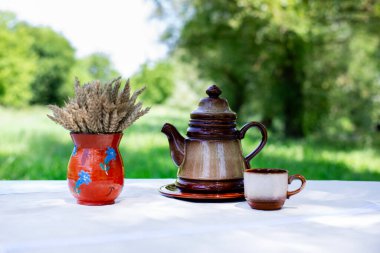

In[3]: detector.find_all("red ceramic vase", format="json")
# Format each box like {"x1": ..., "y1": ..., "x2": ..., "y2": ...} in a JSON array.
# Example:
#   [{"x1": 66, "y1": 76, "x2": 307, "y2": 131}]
[{"x1": 67, "y1": 133, "x2": 124, "y2": 205}]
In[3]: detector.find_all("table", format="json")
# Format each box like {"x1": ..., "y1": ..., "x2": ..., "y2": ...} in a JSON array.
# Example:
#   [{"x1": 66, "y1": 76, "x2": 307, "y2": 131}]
[{"x1": 0, "y1": 179, "x2": 379, "y2": 253}]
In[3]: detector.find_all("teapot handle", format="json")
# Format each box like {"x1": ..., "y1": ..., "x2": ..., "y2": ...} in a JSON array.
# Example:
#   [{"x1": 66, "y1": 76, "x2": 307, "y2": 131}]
[{"x1": 238, "y1": 122, "x2": 267, "y2": 167}]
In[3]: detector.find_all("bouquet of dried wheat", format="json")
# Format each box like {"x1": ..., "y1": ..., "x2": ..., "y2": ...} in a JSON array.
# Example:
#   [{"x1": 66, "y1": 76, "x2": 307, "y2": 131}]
[{"x1": 48, "y1": 77, "x2": 150, "y2": 133}]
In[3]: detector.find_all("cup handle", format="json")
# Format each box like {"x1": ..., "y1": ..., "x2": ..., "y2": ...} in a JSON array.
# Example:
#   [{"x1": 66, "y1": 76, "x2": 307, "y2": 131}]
[
  {"x1": 287, "y1": 174, "x2": 306, "y2": 199},
  {"x1": 238, "y1": 121, "x2": 268, "y2": 167}
]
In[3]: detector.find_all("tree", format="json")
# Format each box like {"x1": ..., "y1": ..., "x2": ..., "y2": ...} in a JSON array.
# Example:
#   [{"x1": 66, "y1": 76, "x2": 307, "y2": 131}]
[
  {"x1": 28, "y1": 26, "x2": 75, "y2": 105},
  {"x1": 132, "y1": 60, "x2": 174, "y2": 104},
  {"x1": 76, "y1": 53, "x2": 119, "y2": 82},
  {"x1": 62, "y1": 53, "x2": 120, "y2": 98},
  {"x1": 153, "y1": 0, "x2": 380, "y2": 139},
  {"x1": 0, "y1": 12, "x2": 123, "y2": 107},
  {"x1": 0, "y1": 12, "x2": 36, "y2": 107}
]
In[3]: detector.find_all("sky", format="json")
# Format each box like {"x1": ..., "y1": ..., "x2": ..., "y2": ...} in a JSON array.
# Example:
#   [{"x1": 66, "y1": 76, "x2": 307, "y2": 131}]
[{"x1": 0, "y1": 0, "x2": 168, "y2": 77}]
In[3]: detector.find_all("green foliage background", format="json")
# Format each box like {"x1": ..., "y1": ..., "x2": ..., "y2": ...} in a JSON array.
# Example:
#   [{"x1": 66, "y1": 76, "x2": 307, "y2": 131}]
[
  {"x1": 1, "y1": 106, "x2": 379, "y2": 180},
  {"x1": 28, "y1": 26, "x2": 75, "y2": 105},
  {"x1": 0, "y1": 11, "x2": 174, "y2": 107},
  {"x1": 154, "y1": 0, "x2": 380, "y2": 142},
  {"x1": 0, "y1": 12, "x2": 35, "y2": 106},
  {"x1": 132, "y1": 61, "x2": 175, "y2": 105},
  {"x1": 0, "y1": 12, "x2": 128, "y2": 106},
  {"x1": 0, "y1": 3, "x2": 380, "y2": 180}
]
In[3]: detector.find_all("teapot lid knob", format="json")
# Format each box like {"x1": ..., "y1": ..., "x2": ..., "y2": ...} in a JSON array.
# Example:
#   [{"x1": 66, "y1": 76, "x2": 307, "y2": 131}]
[
  {"x1": 190, "y1": 84, "x2": 236, "y2": 121},
  {"x1": 206, "y1": 85, "x2": 222, "y2": 98}
]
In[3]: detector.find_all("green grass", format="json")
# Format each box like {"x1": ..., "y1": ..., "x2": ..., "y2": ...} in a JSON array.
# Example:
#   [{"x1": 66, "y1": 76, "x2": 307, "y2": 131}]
[{"x1": 0, "y1": 106, "x2": 379, "y2": 180}]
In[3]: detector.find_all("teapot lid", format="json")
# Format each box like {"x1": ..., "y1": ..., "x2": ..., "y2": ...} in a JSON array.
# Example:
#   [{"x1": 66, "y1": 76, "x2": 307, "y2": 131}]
[{"x1": 190, "y1": 85, "x2": 236, "y2": 120}]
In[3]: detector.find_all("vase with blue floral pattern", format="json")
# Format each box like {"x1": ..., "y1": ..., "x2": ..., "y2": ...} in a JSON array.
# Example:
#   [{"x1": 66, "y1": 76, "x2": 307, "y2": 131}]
[
  {"x1": 100, "y1": 147, "x2": 117, "y2": 175},
  {"x1": 67, "y1": 133, "x2": 124, "y2": 205},
  {"x1": 73, "y1": 170, "x2": 92, "y2": 194}
]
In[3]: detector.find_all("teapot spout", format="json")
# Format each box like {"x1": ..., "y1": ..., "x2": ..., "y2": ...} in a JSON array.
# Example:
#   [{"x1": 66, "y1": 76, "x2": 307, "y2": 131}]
[{"x1": 161, "y1": 123, "x2": 185, "y2": 167}]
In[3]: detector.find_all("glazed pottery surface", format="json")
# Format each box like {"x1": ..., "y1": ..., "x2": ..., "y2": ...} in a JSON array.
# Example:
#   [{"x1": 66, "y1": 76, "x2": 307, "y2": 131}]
[
  {"x1": 67, "y1": 133, "x2": 124, "y2": 205},
  {"x1": 159, "y1": 184, "x2": 244, "y2": 201},
  {"x1": 244, "y1": 168, "x2": 306, "y2": 210},
  {"x1": 179, "y1": 139, "x2": 246, "y2": 180},
  {"x1": 162, "y1": 85, "x2": 268, "y2": 194}
]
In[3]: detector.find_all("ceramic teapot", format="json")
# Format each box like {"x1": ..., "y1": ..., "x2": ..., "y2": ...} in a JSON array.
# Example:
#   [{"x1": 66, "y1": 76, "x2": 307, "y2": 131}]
[{"x1": 162, "y1": 85, "x2": 267, "y2": 193}]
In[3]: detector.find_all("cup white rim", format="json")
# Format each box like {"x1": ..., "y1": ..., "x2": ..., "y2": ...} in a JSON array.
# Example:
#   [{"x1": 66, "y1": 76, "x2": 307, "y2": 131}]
[{"x1": 244, "y1": 168, "x2": 288, "y2": 174}]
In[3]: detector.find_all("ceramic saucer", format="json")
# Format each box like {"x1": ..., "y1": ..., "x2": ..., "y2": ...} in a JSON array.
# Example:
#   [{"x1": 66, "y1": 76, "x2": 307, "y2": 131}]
[{"x1": 159, "y1": 183, "x2": 244, "y2": 201}]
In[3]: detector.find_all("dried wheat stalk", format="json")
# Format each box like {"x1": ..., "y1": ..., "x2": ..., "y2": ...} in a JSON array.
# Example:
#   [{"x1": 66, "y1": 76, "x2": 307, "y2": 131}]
[{"x1": 47, "y1": 77, "x2": 150, "y2": 133}]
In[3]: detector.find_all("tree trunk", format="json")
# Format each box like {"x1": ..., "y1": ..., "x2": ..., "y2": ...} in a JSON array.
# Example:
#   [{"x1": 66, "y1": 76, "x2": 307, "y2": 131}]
[
  {"x1": 281, "y1": 32, "x2": 305, "y2": 138},
  {"x1": 261, "y1": 117, "x2": 273, "y2": 130},
  {"x1": 224, "y1": 70, "x2": 246, "y2": 114}
]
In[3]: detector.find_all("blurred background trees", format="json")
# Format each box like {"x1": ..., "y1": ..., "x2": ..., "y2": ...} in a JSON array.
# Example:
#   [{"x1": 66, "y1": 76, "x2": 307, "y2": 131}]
[
  {"x1": 0, "y1": 1, "x2": 379, "y2": 180},
  {"x1": 131, "y1": 60, "x2": 175, "y2": 105},
  {"x1": 71, "y1": 53, "x2": 120, "y2": 83},
  {"x1": 62, "y1": 53, "x2": 121, "y2": 98},
  {"x1": 0, "y1": 12, "x2": 35, "y2": 107},
  {"x1": 1, "y1": 1, "x2": 380, "y2": 144},
  {"x1": 152, "y1": 0, "x2": 380, "y2": 142},
  {"x1": 0, "y1": 11, "x2": 120, "y2": 106},
  {"x1": 28, "y1": 26, "x2": 75, "y2": 105}
]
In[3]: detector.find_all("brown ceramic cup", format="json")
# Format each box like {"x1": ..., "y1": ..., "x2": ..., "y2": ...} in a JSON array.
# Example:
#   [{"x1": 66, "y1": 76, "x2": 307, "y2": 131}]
[{"x1": 244, "y1": 169, "x2": 306, "y2": 210}]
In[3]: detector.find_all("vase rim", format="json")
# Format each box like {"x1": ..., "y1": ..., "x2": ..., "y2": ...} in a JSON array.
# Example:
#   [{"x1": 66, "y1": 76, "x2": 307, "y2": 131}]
[
  {"x1": 70, "y1": 132, "x2": 123, "y2": 135},
  {"x1": 70, "y1": 132, "x2": 123, "y2": 148}
]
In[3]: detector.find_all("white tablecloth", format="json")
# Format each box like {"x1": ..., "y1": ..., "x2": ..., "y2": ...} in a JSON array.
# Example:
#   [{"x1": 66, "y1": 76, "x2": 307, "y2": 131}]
[{"x1": 0, "y1": 179, "x2": 379, "y2": 253}]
